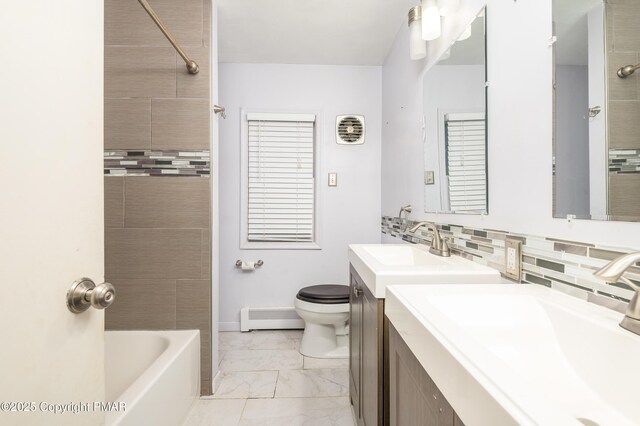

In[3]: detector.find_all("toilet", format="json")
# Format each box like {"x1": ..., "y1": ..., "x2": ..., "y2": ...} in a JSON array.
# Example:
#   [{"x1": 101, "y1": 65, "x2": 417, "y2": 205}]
[{"x1": 294, "y1": 284, "x2": 350, "y2": 358}]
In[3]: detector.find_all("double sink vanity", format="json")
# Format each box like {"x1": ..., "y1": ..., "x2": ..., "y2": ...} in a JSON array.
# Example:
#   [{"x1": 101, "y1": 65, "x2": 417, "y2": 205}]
[
  {"x1": 348, "y1": 243, "x2": 640, "y2": 426},
  {"x1": 343, "y1": 0, "x2": 640, "y2": 422}
]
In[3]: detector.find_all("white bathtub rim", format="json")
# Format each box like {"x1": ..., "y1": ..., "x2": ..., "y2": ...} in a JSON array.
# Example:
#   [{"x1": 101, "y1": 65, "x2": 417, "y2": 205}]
[{"x1": 106, "y1": 330, "x2": 200, "y2": 424}]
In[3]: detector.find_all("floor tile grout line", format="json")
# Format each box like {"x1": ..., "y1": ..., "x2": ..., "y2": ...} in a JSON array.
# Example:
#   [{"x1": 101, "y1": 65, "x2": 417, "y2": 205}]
[
  {"x1": 272, "y1": 370, "x2": 279, "y2": 399},
  {"x1": 236, "y1": 398, "x2": 248, "y2": 426}
]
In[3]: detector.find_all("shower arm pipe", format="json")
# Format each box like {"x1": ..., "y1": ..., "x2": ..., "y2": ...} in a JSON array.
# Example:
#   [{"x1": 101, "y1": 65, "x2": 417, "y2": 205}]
[
  {"x1": 617, "y1": 63, "x2": 640, "y2": 78},
  {"x1": 136, "y1": 0, "x2": 199, "y2": 74}
]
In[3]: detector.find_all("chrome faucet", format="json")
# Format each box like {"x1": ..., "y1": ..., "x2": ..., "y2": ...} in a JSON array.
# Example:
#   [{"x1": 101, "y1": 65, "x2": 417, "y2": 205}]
[
  {"x1": 408, "y1": 222, "x2": 451, "y2": 257},
  {"x1": 593, "y1": 252, "x2": 640, "y2": 335},
  {"x1": 397, "y1": 205, "x2": 412, "y2": 231}
]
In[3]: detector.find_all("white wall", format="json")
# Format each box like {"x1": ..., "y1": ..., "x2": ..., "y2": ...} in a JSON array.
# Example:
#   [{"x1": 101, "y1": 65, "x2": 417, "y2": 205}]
[
  {"x1": 218, "y1": 63, "x2": 382, "y2": 330},
  {"x1": 382, "y1": 0, "x2": 640, "y2": 249}
]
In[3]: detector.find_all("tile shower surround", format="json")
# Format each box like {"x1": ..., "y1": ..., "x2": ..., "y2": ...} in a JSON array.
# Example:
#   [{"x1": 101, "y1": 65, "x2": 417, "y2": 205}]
[
  {"x1": 381, "y1": 216, "x2": 638, "y2": 302},
  {"x1": 104, "y1": 0, "x2": 212, "y2": 394}
]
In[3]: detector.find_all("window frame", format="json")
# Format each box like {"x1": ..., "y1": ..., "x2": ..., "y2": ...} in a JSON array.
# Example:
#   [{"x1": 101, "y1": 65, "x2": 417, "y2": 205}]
[{"x1": 239, "y1": 108, "x2": 322, "y2": 250}]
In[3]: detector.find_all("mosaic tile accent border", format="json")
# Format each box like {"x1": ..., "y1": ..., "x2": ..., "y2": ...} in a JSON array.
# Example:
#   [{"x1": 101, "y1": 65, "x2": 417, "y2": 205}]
[
  {"x1": 609, "y1": 149, "x2": 640, "y2": 174},
  {"x1": 104, "y1": 150, "x2": 210, "y2": 177},
  {"x1": 381, "y1": 216, "x2": 638, "y2": 303}
]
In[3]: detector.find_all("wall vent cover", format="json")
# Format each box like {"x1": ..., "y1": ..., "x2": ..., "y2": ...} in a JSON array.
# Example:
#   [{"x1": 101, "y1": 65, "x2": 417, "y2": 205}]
[{"x1": 336, "y1": 115, "x2": 365, "y2": 145}]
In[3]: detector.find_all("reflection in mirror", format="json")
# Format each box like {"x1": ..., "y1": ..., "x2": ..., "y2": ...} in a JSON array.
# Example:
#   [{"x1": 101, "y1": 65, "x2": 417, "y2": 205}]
[
  {"x1": 422, "y1": 8, "x2": 487, "y2": 214},
  {"x1": 553, "y1": 0, "x2": 640, "y2": 222},
  {"x1": 553, "y1": 0, "x2": 604, "y2": 220}
]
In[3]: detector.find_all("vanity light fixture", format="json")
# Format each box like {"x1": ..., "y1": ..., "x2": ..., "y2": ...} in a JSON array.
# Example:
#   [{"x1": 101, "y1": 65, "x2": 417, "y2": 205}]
[
  {"x1": 438, "y1": 0, "x2": 459, "y2": 16},
  {"x1": 408, "y1": 6, "x2": 427, "y2": 60},
  {"x1": 421, "y1": 0, "x2": 441, "y2": 41}
]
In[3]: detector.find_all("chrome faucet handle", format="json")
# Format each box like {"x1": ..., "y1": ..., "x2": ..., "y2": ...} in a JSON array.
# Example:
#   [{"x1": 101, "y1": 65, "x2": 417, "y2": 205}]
[
  {"x1": 441, "y1": 236, "x2": 451, "y2": 251},
  {"x1": 430, "y1": 231, "x2": 451, "y2": 257}
]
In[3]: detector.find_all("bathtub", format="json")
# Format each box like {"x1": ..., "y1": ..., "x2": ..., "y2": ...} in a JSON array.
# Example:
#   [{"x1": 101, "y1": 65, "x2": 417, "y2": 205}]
[{"x1": 105, "y1": 330, "x2": 200, "y2": 426}]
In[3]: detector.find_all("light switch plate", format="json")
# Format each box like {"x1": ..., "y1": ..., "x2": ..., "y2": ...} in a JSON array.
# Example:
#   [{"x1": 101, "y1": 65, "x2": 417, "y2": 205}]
[
  {"x1": 328, "y1": 172, "x2": 337, "y2": 187},
  {"x1": 425, "y1": 171, "x2": 435, "y2": 185},
  {"x1": 504, "y1": 238, "x2": 522, "y2": 281}
]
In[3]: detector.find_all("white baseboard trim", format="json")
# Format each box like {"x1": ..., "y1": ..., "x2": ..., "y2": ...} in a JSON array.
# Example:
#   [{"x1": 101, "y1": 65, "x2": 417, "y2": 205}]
[{"x1": 240, "y1": 306, "x2": 304, "y2": 332}]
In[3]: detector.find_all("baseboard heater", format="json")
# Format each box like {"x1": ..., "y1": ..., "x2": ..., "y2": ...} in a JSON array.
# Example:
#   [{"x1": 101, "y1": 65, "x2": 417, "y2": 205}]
[{"x1": 240, "y1": 307, "x2": 304, "y2": 332}]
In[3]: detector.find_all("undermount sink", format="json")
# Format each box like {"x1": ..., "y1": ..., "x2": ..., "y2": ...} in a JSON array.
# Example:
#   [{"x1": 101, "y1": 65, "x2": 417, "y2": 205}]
[
  {"x1": 385, "y1": 284, "x2": 640, "y2": 426},
  {"x1": 348, "y1": 244, "x2": 502, "y2": 298}
]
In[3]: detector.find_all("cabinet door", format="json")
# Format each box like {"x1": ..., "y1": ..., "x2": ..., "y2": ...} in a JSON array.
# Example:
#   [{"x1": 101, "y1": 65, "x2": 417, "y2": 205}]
[
  {"x1": 349, "y1": 271, "x2": 363, "y2": 422},
  {"x1": 389, "y1": 322, "x2": 455, "y2": 426},
  {"x1": 454, "y1": 413, "x2": 466, "y2": 426},
  {"x1": 362, "y1": 284, "x2": 382, "y2": 426}
]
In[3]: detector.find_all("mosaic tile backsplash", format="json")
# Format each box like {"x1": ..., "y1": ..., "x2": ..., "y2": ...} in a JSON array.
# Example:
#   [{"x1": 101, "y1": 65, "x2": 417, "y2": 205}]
[
  {"x1": 381, "y1": 216, "x2": 638, "y2": 302},
  {"x1": 104, "y1": 150, "x2": 210, "y2": 177},
  {"x1": 609, "y1": 149, "x2": 640, "y2": 174}
]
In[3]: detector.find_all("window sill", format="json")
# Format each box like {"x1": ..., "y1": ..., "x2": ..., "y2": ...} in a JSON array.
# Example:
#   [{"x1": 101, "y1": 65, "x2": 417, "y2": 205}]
[{"x1": 240, "y1": 242, "x2": 321, "y2": 250}]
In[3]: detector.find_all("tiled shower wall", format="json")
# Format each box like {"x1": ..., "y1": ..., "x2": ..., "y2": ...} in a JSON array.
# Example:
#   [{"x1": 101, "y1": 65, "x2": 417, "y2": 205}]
[
  {"x1": 606, "y1": 0, "x2": 640, "y2": 217},
  {"x1": 104, "y1": 0, "x2": 212, "y2": 394},
  {"x1": 382, "y1": 216, "x2": 638, "y2": 302}
]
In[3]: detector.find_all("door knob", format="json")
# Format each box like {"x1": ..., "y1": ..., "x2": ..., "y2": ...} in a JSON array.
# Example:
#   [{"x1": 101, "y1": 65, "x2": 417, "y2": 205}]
[{"x1": 67, "y1": 278, "x2": 116, "y2": 313}]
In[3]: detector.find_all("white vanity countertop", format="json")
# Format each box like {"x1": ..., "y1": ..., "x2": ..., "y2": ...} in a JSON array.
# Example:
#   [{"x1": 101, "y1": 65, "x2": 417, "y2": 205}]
[
  {"x1": 385, "y1": 284, "x2": 640, "y2": 426},
  {"x1": 348, "y1": 244, "x2": 503, "y2": 298}
]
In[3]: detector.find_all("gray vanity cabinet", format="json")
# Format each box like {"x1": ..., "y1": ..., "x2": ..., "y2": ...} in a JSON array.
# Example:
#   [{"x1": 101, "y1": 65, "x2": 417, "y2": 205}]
[
  {"x1": 350, "y1": 266, "x2": 385, "y2": 426},
  {"x1": 389, "y1": 322, "x2": 465, "y2": 426}
]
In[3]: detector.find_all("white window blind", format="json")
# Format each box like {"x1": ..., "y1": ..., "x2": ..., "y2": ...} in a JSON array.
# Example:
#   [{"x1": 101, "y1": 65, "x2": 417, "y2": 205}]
[
  {"x1": 246, "y1": 113, "x2": 315, "y2": 243},
  {"x1": 445, "y1": 112, "x2": 487, "y2": 213}
]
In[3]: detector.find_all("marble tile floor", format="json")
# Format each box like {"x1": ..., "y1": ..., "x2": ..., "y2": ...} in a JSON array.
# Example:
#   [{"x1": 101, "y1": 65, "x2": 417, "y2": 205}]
[{"x1": 183, "y1": 330, "x2": 355, "y2": 426}]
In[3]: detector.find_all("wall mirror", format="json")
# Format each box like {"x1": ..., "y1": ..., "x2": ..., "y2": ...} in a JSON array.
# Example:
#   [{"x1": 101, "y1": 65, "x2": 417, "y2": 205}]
[
  {"x1": 553, "y1": 0, "x2": 640, "y2": 222},
  {"x1": 422, "y1": 8, "x2": 487, "y2": 214}
]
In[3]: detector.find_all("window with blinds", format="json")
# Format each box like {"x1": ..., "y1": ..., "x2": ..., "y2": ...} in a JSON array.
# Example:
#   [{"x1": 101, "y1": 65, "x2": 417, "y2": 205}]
[
  {"x1": 444, "y1": 112, "x2": 487, "y2": 213},
  {"x1": 245, "y1": 113, "x2": 316, "y2": 244}
]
